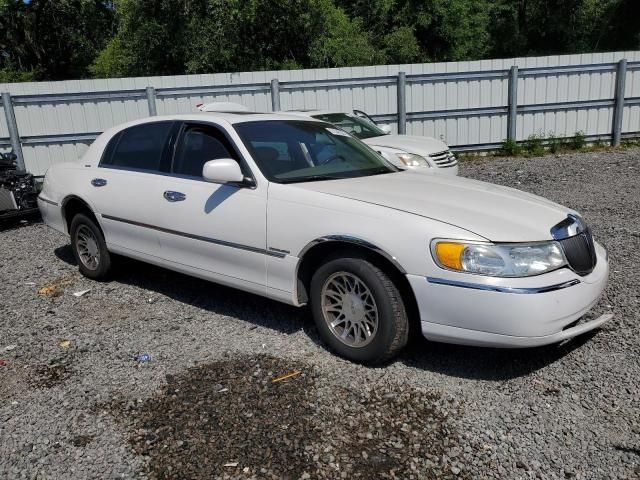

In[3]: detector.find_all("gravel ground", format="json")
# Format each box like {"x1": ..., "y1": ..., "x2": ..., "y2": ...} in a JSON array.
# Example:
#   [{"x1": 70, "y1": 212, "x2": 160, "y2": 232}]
[{"x1": 1, "y1": 148, "x2": 639, "y2": 479}]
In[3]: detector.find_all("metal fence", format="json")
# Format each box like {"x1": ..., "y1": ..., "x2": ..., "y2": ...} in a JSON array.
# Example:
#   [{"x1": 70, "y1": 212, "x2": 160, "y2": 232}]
[{"x1": 1, "y1": 50, "x2": 639, "y2": 176}]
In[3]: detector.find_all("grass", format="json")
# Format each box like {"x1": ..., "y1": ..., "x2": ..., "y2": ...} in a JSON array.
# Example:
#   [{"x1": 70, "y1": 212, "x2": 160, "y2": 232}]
[{"x1": 456, "y1": 132, "x2": 640, "y2": 162}]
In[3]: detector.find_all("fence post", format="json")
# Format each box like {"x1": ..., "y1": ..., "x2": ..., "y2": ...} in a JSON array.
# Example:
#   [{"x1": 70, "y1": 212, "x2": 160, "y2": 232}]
[
  {"x1": 270, "y1": 79, "x2": 281, "y2": 112},
  {"x1": 612, "y1": 59, "x2": 627, "y2": 147},
  {"x1": 1, "y1": 92, "x2": 26, "y2": 172},
  {"x1": 507, "y1": 65, "x2": 518, "y2": 142},
  {"x1": 145, "y1": 86, "x2": 158, "y2": 116},
  {"x1": 397, "y1": 71, "x2": 407, "y2": 134}
]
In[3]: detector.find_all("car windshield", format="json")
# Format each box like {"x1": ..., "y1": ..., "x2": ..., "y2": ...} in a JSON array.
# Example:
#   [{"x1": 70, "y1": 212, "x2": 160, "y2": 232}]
[
  {"x1": 234, "y1": 120, "x2": 397, "y2": 184},
  {"x1": 311, "y1": 113, "x2": 386, "y2": 139}
]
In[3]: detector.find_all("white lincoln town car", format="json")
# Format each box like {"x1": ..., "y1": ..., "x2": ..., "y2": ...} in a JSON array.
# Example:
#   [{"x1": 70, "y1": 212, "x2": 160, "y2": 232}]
[{"x1": 38, "y1": 112, "x2": 611, "y2": 364}]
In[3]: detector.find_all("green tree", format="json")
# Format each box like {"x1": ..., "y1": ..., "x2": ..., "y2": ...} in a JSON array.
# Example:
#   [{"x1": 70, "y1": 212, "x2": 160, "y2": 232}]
[
  {"x1": 383, "y1": 26, "x2": 421, "y2": 64},
  {"x1": 91, "y1": 0, "x2": 191, "y2": 77},
  {"x1": 0, "y1": 0, "x2": 114, "y2": 81},
  {"x1": 334, "y1": 0, "x2": 492, "y2": 62},
  {"x1": 308, "y1": 2, "x2": 381, "y2": 67},
  {"x1": 488, "y1": 0, "x2": 640, "y2": 57}
]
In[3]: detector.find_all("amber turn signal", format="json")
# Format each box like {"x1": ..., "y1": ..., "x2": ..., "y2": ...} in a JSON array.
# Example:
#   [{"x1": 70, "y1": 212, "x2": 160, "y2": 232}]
[{"x1": 434, "y1": 242, "x2": 465, "y2": 270}]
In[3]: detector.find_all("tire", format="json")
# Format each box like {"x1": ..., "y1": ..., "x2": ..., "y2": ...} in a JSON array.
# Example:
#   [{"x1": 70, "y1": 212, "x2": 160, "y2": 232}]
[
  {"x1": 70, "y1": 213, "x2": 112, "y2": 280},
  {"x1": 310, "y1": 252, "x2": 409, "y2": 364}
]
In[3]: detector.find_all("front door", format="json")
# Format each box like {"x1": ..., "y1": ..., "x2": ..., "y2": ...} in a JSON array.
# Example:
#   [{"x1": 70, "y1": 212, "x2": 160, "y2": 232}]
[{"x1": 149, "y1": 122, "x2": 268, "y2": 293}]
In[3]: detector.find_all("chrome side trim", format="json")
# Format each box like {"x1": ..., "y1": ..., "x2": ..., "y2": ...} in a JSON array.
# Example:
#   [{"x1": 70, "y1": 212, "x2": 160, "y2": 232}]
[
  {"x1": 37, "y1": 196, "x2": 58, "y2": 207},
  {"x1": 298, "y1": 235, "x2": 407, "y2": 274},
  {"x1": 426, "y1": 277, "x2": 581, "y2": 294},
  {"x1": 101, "y1": 214, "x2": 286, "y2": 258},
  {"x1": 550, "y1": 214, "x2": 587, "y2": 240},
  {"x1": 268, "y1": 247, "x2": 291, "y2": 255}
]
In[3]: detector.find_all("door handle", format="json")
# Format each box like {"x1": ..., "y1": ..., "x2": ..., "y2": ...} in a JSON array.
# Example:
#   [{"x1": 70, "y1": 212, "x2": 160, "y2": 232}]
[
  {"x1": 163, "y1": 191, "x2": 186, "y2": 202},
  {"x1": 91, "y1": 178, "x2": 107, "y2": 187}
]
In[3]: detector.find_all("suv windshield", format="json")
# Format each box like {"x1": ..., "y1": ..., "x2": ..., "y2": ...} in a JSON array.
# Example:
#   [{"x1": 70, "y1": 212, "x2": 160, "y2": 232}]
[
  {"x1": 235, "y1": 120, "x2": 397, "y2": 184},
  {"x1": 311, "y1": 113, "x2": 385, "y2": 139}
]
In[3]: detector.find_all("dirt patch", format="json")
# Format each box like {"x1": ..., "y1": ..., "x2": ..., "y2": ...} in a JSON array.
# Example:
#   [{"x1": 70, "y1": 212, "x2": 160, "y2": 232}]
[
  {"x1": 29, "y1": 360, "x2": 73, "y2": 388},
  {"x1": 113, "y1": 355, "x2": 468, "y2": 479},
  {"x1": 71, "y1": 435, "x2": 95, "y2": 448}
]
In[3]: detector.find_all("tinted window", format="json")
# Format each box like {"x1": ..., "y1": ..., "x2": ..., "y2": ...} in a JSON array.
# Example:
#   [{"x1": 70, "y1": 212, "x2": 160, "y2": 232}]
[
  {"x1": 235, "y1": 120, "x2": 396, "y2": 183},
  {"x1": 102, "y1": 122, "x2": 173, "y2": 172},
  {"x1": 173, "y1": 126, "x2": 236, "y2": 178}
]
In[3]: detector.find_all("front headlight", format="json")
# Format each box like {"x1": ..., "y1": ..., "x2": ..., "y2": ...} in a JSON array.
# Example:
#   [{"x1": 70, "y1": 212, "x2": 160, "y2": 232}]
[
  {"x1": 432, "y1": 240, "x2": 567, "y2": 277},
  {"x1": 396, "y1": 153, "x2": 430, "y2": 167}
]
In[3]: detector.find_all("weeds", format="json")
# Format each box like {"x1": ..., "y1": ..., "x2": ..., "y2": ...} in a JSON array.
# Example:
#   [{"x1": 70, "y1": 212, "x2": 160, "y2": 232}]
[
  {"x1": 494, "y1": 130, "x2": 608, "y2": 158},
  {"x1": 571, "y1": 130, "x2": 586, "y2": 150},
  {"x1": 524, "y1": 133, "x2": 545, "y2": 156},
  {"x1": 498, "y1": 139, "x2": 521, "y2": 156}
]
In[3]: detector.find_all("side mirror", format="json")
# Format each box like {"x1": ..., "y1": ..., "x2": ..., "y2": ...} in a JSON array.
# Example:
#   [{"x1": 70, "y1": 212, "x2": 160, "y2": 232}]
[
  {"x1": 202, "y1": 158, "x2": 245, "y2": 184},
  {"x1": 380, "y1": 125, "x2": 392, "y2": 135}
]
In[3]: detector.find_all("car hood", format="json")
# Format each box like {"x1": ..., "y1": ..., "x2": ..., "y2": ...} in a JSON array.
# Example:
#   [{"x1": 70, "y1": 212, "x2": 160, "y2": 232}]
[
  {"x1": 293, "y1": 170, "x2": 574, "y2": 242},
  {"x1": 362, "y1": 135, "x2": 449, "y2": 155}
]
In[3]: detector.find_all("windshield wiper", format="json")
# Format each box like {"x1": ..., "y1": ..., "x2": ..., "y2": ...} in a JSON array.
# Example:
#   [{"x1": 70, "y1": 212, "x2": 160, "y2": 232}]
[
  {"x1": 278, "y1": 174, "x2": 347, "y2": 184},
  {"x1": 365, "y1": 167, "x2": 397, "y2": 175}
]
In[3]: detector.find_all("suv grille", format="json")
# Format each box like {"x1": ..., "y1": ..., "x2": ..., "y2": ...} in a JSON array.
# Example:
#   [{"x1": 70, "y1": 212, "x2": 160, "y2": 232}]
[
  {"x1": 429, "y1": 150, "x2": 458, "y2": 168},
  {"x1": 558, "y1": 228, "x2": 597, "y2": 276}
]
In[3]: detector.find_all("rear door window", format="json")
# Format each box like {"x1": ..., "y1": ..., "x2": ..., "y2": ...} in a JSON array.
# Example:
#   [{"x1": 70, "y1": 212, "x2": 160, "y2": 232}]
[{"x1": 101, "y1": 122, "x2": 174, "y2": 172}]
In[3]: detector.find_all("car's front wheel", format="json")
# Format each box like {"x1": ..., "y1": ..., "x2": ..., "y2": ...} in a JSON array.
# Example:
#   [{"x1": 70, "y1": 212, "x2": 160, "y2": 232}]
[
  {"x1": 310, "y1": 253, "x2": 409, "y2": 364},
  {"x1": 70, "y1": 213, "x2": 112, "y2": 280}
]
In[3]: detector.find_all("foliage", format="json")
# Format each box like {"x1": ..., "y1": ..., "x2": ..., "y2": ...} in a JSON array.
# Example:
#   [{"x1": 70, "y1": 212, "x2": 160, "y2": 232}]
[
  {"x1": 382, "y1": 27, "x2": 421, "y2": 64},
  {"x1": 0, "y1": 67, "x2": 41, "y2": 83},
  {"x1": 498, "y1": 130, "x2": 602, "y2": 158},
  {"x1": 571, "y1": 131, "x2": 587, "y2": 150},
  {"x1": 1, "y1": 0, "x2": 639, "y2": 80},
  {"x1": 546, "y1": 132, "x2": 568, "y2": 154},
  {"x1": 499, "y1": 139, "x2": 521, "y2": 156},
  {"x1": 0, "y1": 0, "x2": 115, "y2": 81},
  {"x1": 309, "y1": 3, "x2": 381, "y2": 68},
  {"x1": 524, "y1": 133, "x2": 545, "y2": 156}
]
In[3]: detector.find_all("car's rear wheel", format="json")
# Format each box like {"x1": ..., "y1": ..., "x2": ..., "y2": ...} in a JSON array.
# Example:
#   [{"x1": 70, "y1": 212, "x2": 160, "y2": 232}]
[
  {"x1": 310, "y1": 253, "x2": 409, "y2": 364},
  {"x1": 70, "y1": 213, "x2": 112, "y2": 280}
]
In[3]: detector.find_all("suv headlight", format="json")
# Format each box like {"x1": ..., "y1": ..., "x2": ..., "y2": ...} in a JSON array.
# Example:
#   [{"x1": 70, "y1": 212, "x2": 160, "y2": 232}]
[
  {"x1": 432, "y1": 240, "x2": 567, "y2": 277},
  {"x1": 397, "y1": 153, "x2": 430, "y2": 167}
]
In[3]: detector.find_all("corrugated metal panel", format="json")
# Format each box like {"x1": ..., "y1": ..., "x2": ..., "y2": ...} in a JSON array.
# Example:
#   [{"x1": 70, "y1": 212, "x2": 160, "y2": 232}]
[{"x1": 0, "y1": 50, "x2": 639, "y2": 175}]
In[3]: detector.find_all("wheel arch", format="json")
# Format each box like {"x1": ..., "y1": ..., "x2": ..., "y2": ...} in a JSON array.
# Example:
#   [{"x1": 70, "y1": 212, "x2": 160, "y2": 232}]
[
  {"x1": 61, "y1": 195, "x2": 101, "y2": 235},
  {"x1": 295, "y1": 236, "x2": 419, "y2": 333}
]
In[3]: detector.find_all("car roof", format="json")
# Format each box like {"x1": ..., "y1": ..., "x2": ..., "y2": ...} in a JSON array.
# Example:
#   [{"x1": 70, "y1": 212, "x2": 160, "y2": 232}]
[
  {"x1": 112, "y1": 111, "x2": 325, "y2": 130},
  {"x1": 287, "y1": 110, "x2": 348, "y2": 117}
]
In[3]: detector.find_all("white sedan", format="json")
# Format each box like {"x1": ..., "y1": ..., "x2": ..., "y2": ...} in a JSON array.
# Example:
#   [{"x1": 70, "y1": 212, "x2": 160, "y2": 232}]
[
  {"x1": 287, "y1": 110, "x2": 459, "y2": 174},
  {"x1": 38, "y1": 112, "x2": 611, "y2": 364}
]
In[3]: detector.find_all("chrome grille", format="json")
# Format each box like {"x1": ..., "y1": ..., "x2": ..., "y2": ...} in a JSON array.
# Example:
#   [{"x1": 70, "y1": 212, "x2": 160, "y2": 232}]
[
  {"x1": 558, "y1": 228, "x2": 597, "y2": 276},
  {"x1": 429, "y1": 150, "x2": 458, "y2": 168}
]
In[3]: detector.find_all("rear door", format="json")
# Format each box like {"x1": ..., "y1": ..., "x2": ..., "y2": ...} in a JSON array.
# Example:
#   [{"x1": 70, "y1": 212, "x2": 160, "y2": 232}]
[
  {"x1": 89, "y1": 121, "x2": 178, "y2": 256},
  {"x1": 148, "y1": 121, "x2": 269, "y2": 292}
]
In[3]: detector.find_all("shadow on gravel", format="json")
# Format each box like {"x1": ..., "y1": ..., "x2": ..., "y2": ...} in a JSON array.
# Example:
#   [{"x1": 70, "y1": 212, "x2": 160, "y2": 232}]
[
  {"x1": 111, "y1": 354, "x2": 472, "y2": 479},
  {"x1": 55, "y1": 245, "x2": 312, "y2": 336},
  {"x1": 0, "y1": 212, "x2": 42, "y2": 232},
  {"x1": 54, "y1": 244, "x2": 594, "y2": 381},
  {"x1": 399, "y1": 331, "x2": 597, "y2": 381}
]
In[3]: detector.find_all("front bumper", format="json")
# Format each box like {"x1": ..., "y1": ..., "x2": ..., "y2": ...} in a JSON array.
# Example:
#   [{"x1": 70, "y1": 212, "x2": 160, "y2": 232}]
[
  {"x1": 435, "y1": 164, "x2": 459, "y2": 176},
  {"x1": 407, "y1": 242, "x2": 611, "y2": 348}
]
